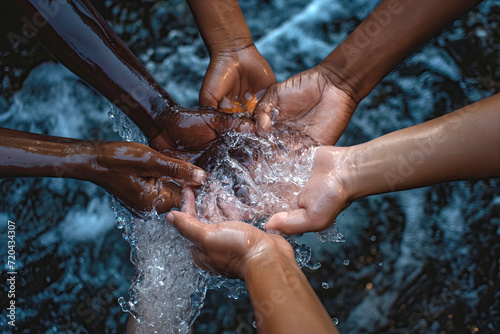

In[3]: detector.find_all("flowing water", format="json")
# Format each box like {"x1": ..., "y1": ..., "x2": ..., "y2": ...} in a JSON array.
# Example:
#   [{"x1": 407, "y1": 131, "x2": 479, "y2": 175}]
[
  {"x1": 109, "y1": 107, "x2": 344, "y2": 332},
  {"x1": 0, "y1": 0, "x2": 499, "y2": 332}
]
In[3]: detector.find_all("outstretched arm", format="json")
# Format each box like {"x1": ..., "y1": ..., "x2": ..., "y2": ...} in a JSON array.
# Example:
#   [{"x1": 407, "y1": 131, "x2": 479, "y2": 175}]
[
  {"x1": 0, "y1": 127, "x2": 206, "y2": 213},
  {"x1": 7, "y1": 0, "x2": 254, "y2": 152},
  {"x1": 187, "y1": 0, "x2": 276, "y2": 111},
  {"x1": 266, "y1": 93, "x2": 500, "y2": 234},
  {"x1": 319, "y1": 0, "x2": 481, "y2": 101},
  {"x1": 348, "y1": 93, "x2": 500, "y2": 195},
  {"x1": 255, "y1": 0, "x2": 481, "y2": 145},
  {"x1": 167, "y1": 188, "x2": 338, "y2": 334}
]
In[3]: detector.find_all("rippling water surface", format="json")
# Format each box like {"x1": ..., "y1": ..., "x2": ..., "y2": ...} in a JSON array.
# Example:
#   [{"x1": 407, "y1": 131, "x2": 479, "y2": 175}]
[{"x1": 0, "y1": 0, "x2": 499, "y2": 332}]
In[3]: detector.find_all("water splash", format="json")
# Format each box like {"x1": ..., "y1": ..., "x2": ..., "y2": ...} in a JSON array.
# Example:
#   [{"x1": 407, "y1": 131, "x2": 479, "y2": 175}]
[
  {"x1": 111, "y1": 198, "x2": 208, "y2": 334},
  {"x1": 109, "y1": 110, "x2": 346, "y2": 332}
]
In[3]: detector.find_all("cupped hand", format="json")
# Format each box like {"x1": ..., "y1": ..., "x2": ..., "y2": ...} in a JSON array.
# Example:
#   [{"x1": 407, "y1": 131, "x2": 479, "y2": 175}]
[
  {"x1": 200, "y1": 45, "x2": 276, "y2": 113},
  {"x1": 89, "y1": 141, "x2": 206, "y2": 214},
  {"x1": 254, "y1": 65, "x2": 358, "y2": 145},
  {"x1": 167, "y1": 187, "x2": 294, "y2": 280},
  {"x1": 149, "y1": 106, "x2": 256, "y2": 153},
  {"x1": 265, "y1": 146, "x2": 354, "y2": 234}
]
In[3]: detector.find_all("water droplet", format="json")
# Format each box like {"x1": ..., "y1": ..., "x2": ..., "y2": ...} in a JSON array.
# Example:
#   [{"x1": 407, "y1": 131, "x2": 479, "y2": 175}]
[
  {"x1": 322, "y1": 282, "x2": 330, "y2": 289},
  {"x1": 332, "y1": 317, "x2": 339, "y2": 325},
  {"x1": 370, "y1": 235, "x2": 376, "y2": 241},
  {"x1": 252, "y1": 321, "x2": 257, "y2": 328},
  {"x1": 343, "y1": 259, "x2": 350, "y2": 266},
  {"x1": 378, "y1": 262, "x2": 383, "y2": 267}
]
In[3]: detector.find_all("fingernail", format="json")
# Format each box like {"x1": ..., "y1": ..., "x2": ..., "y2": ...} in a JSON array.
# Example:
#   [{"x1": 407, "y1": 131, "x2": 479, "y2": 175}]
[
  {"x1": 166, "y1": 212, "x2": 175, "y2": 225},
  {"x1": 255, "y1": 89, "x2": 266, "y2": 100},
  {"x1": 192, "y1": 169, "x2": 206, "y2": 184}
]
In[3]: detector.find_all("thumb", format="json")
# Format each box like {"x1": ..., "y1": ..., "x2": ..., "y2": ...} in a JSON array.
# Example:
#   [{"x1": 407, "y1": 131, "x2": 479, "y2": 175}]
[
  {"x1": 166, "y1": 211, "x2": 206, "y2": 248},
  {"x1": 265, "y1": 209, "x2": 312, "y2": 235}
]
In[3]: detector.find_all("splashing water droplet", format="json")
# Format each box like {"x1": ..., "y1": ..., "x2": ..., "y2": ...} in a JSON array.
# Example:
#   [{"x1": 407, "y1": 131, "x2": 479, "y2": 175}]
[
  {"x1": 252, "y1": 321, "x2": 257, "y2": 329},
  {"x1": 332, "y1": 317, "x2": 339, "y2": 325},
  {"x1": 370, "y1": 235, "x2": 376, "y2": 241},
  {"x1": 322, "y1": 282, "x2": 330, "y2": 289},
  {"x1": 343, "y1": 259, "x2": 350, "y2": 266}
]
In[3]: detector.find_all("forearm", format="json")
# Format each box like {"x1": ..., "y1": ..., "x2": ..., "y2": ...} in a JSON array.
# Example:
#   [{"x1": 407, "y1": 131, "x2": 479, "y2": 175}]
[
  {"x1": 320, "y1": 0, "x2": 480, "y2": 102},
  {"x1": 348, "y1": 94, "x2": 500, "y2": 198},
  {"x1": 244, "y1": 250, "x2": 338, "y2": 334},
  {"x1": 7, "y1": 0, "x2": 177, "y2": 141},
  {"x1": 187, "y1": 0, "x2": 254, "y2": 54},
  {"x1": 0, "y1": 128, "x2": 95, "y2": 180}
]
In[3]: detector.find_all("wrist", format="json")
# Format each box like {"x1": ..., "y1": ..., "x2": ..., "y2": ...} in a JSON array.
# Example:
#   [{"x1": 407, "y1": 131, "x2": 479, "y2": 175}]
[
  {"x1": 342, "y1": 141, "x2": 396, "y2": 199},
  {"x1": 209, "y1": 39, "x2": 255, "y2": 58},
  {"x1": 131, "y1": 96, "x2": 176, "y2": 143},
  {"x1": 60, "y1": 141, "x2": 100, "y2": 181},
  {"x1": 316, "y1": 62, "x2": 364, "y2": 104},
  {"x1": 241, "y1": 237, "x2": 296, "y2": 281},
  {"x1": 187, "y1": 0, "x2": 254, "y2": 56}
]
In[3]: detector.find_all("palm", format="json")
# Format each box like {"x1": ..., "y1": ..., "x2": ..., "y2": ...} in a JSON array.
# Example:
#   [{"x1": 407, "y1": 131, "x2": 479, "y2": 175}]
[
  {"x1": 265, "y1": 146, "x2": 352, "y2": 234},
  {"x1": 173, "y1": 187, "x2": 294, "y2": 279},
  {"x1": 255, "y1": 66, "x2": 358, "y2": 145},
  {"x1": 194, "y1": 222, "x2": 291, "y2": 278}
]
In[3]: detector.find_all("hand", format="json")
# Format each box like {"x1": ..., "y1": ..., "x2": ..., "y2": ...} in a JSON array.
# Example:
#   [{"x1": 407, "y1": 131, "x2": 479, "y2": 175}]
[
  {"x1": 254, "y1": 65, "x2": 358, "y2": 145},
  {"x1": 89, "y1": 141, "x2": 206, "y2": 214},
  {"x1": 265, "y1": 146, "x2": 354, "y2": 234},
  {"x1": 149, "y1": 107, "x2": 256, "y2": 154},
  {"x1": 167, "y1": 187, "x2": 294, "y2": 279},
  {"x1": 200, "y1": 45, "x2": 276, "y2": 113}
]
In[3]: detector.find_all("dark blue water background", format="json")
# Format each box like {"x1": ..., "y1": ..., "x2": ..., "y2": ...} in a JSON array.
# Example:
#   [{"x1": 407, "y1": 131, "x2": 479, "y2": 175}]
[{"x1": 0, "y1": 0, "x2": 499, "y2": 332}]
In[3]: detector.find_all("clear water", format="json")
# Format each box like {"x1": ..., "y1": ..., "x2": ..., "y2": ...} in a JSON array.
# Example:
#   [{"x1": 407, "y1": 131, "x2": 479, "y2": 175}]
[{"x1": 109, "y1": 109, "x2": 344, "y2": 332}]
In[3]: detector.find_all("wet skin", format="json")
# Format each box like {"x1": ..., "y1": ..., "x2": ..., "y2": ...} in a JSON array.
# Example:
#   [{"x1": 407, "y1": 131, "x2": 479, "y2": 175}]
[
  {"x1": 7, "y1": 0, "x2": 255, "y2": 154},
  {"x1": 5, "y1": 0, "x2": 255, "y2": 212},
  {"x1": 0, "y1": 127, "x2": 207, "y2": 213}
]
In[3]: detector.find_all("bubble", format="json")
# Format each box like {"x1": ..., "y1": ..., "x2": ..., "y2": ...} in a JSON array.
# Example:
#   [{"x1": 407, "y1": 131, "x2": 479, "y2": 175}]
[
  {"x1": 370, "y1": 235, "x2": 376, "y2": 241},
  {"x1": 343, "y1": 259, "x2": 350, "y2": 266},
  {"x1": 332, "y1": 318, "x2": 339, "y2": 325},
  {"x1": 322, "y1": 282, "x2": 330, "y2": 289},
  {"x1": 252, "y1": 321, "x2": 257, "y2": 329}
]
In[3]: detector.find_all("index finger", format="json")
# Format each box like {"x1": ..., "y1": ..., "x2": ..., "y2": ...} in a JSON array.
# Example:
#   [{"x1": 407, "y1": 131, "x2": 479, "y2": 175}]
[{"x1": 155, "y1": 156, "x2": 206, "y2": 185}]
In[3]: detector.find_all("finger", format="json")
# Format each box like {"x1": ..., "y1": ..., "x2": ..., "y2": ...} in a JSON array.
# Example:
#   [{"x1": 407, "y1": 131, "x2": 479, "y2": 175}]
[
  {"x1": 180, "y1": 186, "x2": 197, "y2": 216},
  {"x1": 217, "y1": 196, "x2": 255, "y2": 222},
  {"x1": 166, "y1": 211, "x2": 207, "y2": 248},
  {"x1": 155, "y1": 156, "x2": 206, "y2": 185},
  {"x1": 155, "y1": 181, "x2": 182, "y2": 214},
  {"x1": 264, "y1": 209, "x2": 312, "y2": 235},
  {"x1": 254, "y1": 94, "x2": 273, "y2": 132},
  {"x1": 210, "y1": 112, "x2": 257, "y2": 135}
]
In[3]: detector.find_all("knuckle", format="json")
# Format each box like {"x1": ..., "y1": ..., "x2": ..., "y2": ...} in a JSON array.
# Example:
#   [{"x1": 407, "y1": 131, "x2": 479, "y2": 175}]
[{"x1": 165, "y1": 161, "x2": 181, "y2": 178}]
